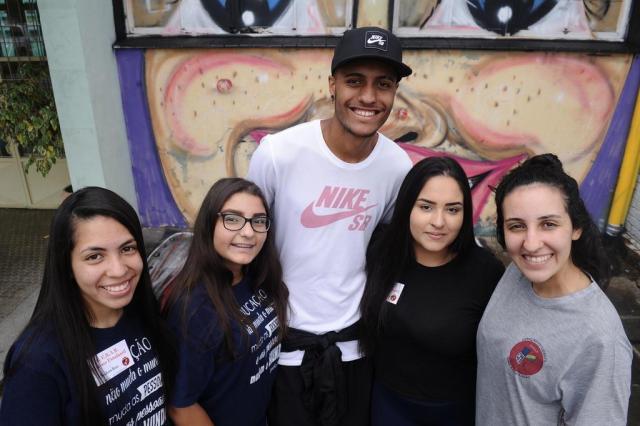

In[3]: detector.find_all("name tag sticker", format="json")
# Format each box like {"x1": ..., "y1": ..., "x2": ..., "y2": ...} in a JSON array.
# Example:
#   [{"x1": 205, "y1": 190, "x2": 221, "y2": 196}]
[
  {"x1": 91, "y1": 339, "x2": 135, "y2": 385},
  {"x1": 386, "y1": 283, "x2": 405, "y2": 305}
]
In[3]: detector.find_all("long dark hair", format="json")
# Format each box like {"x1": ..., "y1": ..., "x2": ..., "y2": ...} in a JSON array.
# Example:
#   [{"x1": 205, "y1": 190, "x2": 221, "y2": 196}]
[
  {"x1": 494, "y1": 153, "x2": 609, "y2": 287},
  {"x1": 359, "y1": 156, "x2": 475, "y2": 355},
  {"x1": 3, "y1": 187, "x2": 176, "y2": 426},
  {"x1": 166, "y1": 177, "x2": 287, "y2": 358}
]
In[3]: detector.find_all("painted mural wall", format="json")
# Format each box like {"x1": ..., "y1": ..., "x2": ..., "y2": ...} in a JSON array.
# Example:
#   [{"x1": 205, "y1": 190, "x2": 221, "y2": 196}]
[
  {"x1": 127, "y1": 0, "x2": 353, "y2": 35},
  {"x1": 116, "y1": 47, "x2": 640, "y2": 236},
  {"x1": 394, "y1": 0, "x2": 632, "y2": 39},
  {"x1": 126, "y1": 0, "x2": 633, "y2": 40}
]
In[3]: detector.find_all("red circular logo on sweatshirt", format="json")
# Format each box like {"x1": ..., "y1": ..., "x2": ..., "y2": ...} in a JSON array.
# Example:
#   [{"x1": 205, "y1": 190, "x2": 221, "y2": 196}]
[{"x1": 508, "y1": 339, "x2": 544, "y2": 376}]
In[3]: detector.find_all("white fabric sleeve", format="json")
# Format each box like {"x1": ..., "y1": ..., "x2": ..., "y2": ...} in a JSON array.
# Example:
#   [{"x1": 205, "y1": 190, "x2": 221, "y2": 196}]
[
  {"x1": 247, "y1": 137, "x2": 277, "y2": 207},
  {"x1": 559, "y1": 337, "x2": 632, "y2": 425}
]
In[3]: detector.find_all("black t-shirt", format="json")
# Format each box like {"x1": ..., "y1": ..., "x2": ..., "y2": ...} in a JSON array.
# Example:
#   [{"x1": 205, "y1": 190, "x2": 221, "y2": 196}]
[
  {"x1": 0, "y1": 312, "x2": 168, "y2": 426},
  {"x1": 375, "y1": 245, "x2": 504, "y2": 404},
  {"x1": 167, "y1": 277, "x2": 280, "y2": 426}
]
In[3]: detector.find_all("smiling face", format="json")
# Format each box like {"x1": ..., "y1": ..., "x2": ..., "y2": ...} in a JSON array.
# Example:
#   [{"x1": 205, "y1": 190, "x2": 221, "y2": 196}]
[
  {"x1": 71, "y1": 216, "x2": 143, "y2": 328},
  {"x1": 410, "y1": 175, "x2": 464, "y2": 266},
  {"x1": 213, "y1": 192, "x2": 268, "y2": 283},
  {"x1": 502, "y1": 183, "x2": 582, "y2": 293},
  {"x1": 329, "y1": 59, "x2": 398, "y2": 139}
]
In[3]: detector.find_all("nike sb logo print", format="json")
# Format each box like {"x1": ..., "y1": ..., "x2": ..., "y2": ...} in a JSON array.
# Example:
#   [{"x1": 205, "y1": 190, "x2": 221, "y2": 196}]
[
  {"x1": 367, "y1": 35, "x2": 385, "y2": 46},
  {"x1": 300, "y1": 185, "x2": 377, "y2": 230},
  {"x1": 365, "y1": 31, "x2": 387, "y2": 51}
]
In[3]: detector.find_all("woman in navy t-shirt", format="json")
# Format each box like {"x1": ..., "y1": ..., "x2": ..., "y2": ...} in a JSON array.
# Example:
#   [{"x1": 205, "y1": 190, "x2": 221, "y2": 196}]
[
  {"x1": 165, "y1": 178, "x2": 288, "y2": 426},
  {"x1": 0, "y1": 187, "x2": 176, "y2": 426}
]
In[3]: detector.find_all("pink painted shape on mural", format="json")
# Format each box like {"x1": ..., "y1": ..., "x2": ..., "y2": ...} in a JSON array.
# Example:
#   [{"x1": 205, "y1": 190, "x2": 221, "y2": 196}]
[
  {"x1": 450, "y1": 55, "x2": 613, "y2": 151},
  {"x1": 399, "y1": 143, "x2": 526, "y2": 223},
  {"x1": 164, "y1": 53, "x2": 291, "y2": 156},
  {"x1": 475, "y1": 55, "x2": 610, "y2": 111},
  {"x1": 249, "y1": 130, "x2": 270, "y2": 142},
  {"x1": 449, "y1": 99, "x2": 539, "y2": 149}
]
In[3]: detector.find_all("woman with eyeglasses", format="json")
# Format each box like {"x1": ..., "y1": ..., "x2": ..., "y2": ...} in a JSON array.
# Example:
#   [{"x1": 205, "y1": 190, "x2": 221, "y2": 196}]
[{"x1": 164, "y1": 178, "x2": 288, "y2": 426}]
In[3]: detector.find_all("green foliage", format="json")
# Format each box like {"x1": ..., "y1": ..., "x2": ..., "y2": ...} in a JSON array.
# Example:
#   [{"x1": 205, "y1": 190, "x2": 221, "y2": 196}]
[{"x1": 0, "y1": 62, "x2": 64, "y2": 176}]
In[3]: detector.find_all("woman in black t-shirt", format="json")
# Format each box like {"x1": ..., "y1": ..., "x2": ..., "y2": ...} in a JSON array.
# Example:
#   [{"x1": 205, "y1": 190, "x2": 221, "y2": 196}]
[{"x1": 360, "y1": 157, "x2": 504, "y2": 426}]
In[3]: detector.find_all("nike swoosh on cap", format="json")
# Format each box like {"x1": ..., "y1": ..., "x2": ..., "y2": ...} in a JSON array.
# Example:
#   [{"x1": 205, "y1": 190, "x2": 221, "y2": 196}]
[{"x1": 300, "y1": 203, "x2": 378, "y2": 228}]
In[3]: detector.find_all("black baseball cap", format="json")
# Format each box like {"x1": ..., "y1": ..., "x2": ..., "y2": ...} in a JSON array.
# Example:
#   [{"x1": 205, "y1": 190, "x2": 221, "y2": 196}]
[{"x1": 331, "y1": 27, "x2": 412, "y2": 80}]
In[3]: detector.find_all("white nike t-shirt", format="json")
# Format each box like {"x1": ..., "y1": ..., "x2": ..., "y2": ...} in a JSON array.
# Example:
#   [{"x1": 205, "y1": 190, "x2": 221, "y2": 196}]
[{"x1": 247, "y1": 120, "x2": 411, "y2": 365}]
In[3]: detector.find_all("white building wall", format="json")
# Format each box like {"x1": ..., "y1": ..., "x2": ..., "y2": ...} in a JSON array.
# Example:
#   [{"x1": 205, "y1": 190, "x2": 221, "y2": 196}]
[{"x1": 37, "y1": 0, "x2": 137, "y2": 209}]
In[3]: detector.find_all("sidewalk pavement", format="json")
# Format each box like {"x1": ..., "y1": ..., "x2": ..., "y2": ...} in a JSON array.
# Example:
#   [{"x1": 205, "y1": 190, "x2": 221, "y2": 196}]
[
  {"x1": 0, "y1": 208, "x2": 639, "y2": 424},
  {"x1": 0, "y1": 208, "x2": 53, "y2": 379}
]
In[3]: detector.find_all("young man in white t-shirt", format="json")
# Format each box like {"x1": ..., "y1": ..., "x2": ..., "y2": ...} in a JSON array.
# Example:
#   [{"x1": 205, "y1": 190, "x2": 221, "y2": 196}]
[{"x1": 247, "y1": 26, "x2": 413, "y2": 426}]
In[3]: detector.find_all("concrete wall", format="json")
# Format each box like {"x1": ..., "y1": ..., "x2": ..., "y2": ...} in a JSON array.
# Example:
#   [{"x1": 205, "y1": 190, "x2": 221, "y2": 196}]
[{"x1": 38, "y1": 0, "x2": 137, "y2": 209}]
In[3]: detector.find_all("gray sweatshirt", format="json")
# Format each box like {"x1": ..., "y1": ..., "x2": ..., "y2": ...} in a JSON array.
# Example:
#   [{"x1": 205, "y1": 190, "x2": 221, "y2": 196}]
[{"x1": 476, "y1": 263, "x2": 632, "y2": 426}]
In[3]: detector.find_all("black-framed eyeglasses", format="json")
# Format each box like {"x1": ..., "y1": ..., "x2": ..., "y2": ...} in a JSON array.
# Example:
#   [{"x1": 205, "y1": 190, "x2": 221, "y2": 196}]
[{"x1": 217, "y1": 212, "x2": 271, "y2": 233}]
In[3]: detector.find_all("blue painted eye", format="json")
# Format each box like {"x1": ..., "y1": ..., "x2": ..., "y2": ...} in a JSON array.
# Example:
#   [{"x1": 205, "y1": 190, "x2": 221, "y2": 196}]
[
  {"x1": 200, "y1": 0, "x2": 292, "y2": 33},
  {"x1": 465, "y1": 0, "x2": 558, "y2": 35}
]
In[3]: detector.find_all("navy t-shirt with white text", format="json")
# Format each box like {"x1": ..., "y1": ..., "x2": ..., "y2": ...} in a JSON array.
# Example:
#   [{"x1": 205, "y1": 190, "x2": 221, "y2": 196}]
[
  {"x1": 0, "y1": 312, "x2": 168, "y2": 426},
  {"x1": 167, "y1": 277, "x2": 280, "y2": 426}
]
